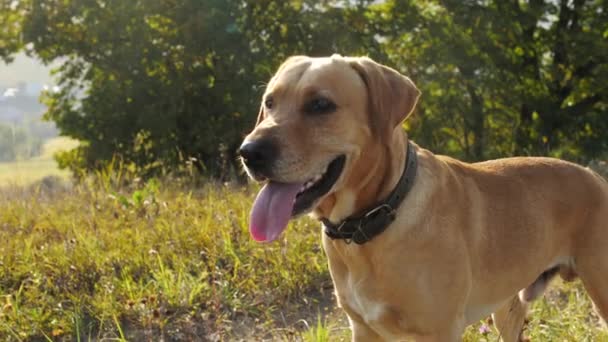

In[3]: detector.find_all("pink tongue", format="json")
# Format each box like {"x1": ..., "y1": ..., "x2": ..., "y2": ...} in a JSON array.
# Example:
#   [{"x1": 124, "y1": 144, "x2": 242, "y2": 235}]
[{"x1": 250, "y1": 182, "x2": 302, "y2": 242}]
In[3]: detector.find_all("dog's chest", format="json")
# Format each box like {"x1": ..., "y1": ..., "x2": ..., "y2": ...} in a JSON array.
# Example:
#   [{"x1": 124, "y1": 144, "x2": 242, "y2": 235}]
[
  {"x1": 339, "y1": 275, "x2": 406, "y2": 338},
  {"x1": 344, "y1": 279, "x2": 386, "y2": 322}
]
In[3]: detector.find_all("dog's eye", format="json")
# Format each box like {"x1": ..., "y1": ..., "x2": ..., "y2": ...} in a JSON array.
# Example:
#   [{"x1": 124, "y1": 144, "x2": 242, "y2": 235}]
[
  {"x1": 305, "y1": 97, "x2": 336, "y2": 114},
  {"x1": 264, "y1": 97, "x2": 274, "y2": 109}
]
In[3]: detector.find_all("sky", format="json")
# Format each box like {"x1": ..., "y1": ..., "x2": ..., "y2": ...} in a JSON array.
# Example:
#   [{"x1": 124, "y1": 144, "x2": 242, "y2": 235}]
[{"x1": 0, "y1": 52, "x2": 56, "y2": 87}]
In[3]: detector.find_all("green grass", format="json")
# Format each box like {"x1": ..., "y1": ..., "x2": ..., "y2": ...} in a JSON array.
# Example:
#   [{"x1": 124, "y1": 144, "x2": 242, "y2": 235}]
[
  {"x1": 0, "y1": 179, "x2": 331, "y2": 340},
  {"x1": 0, "y1": 177, "x2": 607, "y2": 341},
  {"x1": 462, "y1": 280, "x2": 608, "y2": 341},
  {"x1": 0, "y1": 159, "x2": 69, "y2": 186},
  {"x1": 0, "y1": 137, "x2": 77, "y2": 186}
]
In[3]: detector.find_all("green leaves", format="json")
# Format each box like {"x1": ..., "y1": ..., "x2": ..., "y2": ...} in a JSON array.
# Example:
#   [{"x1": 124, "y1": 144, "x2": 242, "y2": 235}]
[
  {"x1": 375, "y1": 0, "x2": 608, "y2": 162},
  {"x1": 1, "y1": 0, "x2": 605, "y2": 178}
]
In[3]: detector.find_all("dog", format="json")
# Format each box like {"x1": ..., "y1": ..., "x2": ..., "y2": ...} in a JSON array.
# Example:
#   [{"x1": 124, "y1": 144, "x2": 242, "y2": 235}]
[{"x1": 239, "y1": 55, "x2": 608, "y2": 341}]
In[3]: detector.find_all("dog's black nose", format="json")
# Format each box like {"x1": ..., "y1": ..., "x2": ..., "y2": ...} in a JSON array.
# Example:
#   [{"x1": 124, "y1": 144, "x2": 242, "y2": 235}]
[{"x1": 239, "y1": 139, "x2": 278, "y2": 172}]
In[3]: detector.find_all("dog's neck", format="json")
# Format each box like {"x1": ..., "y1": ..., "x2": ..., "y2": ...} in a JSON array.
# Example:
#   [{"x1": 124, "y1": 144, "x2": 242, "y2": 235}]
[{"x1": 316, "y1": 129, "x2": 407, "y2": 223}]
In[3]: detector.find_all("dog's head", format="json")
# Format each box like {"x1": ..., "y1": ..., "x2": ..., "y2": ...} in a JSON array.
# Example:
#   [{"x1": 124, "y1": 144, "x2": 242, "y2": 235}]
[{"x1": 240, "y1": 55, "x2": 420, "y2": 242}]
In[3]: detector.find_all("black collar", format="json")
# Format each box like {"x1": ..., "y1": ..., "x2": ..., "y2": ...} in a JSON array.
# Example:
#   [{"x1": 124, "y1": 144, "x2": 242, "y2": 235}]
[{"x1": 321, "y1": 141, "x2": 418, "y2": 245}]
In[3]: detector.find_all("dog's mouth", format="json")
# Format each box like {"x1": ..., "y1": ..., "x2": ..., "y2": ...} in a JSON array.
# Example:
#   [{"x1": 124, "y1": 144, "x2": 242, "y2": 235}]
[
  {"x1": 293, "y1": 155, "x2": 346, "y2": 217},
  {"x1": 249, "y1": 155, "x2": 346, "y2": 242}
]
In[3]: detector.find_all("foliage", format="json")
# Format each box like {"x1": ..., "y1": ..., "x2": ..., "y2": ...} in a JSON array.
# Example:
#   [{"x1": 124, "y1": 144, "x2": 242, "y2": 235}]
[
  {"x1": 26, "y1": 0, "x2": 258, "y2": 178},
  {"x1": 0, "y1": 0, "x2": 24, "y2": 63},
  {"x1": 368, "y1": 0, "x2": 608, "y2": 161},
  {"x1": 0, "y1": 0, "x2": 371, "y2": 178},
  {"x1": 0, "y1": 0, "x2": 606, "y2": 176}
]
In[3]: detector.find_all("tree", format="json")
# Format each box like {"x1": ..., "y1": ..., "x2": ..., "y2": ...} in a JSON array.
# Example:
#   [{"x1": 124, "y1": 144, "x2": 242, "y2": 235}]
[
  {"x1": 0, "y1": 0, "x2": 605, "y2": 178},
  {"x1": 370, "y1": 0, "x2": 608, "y2": 162},
  {"x1": 0, "y1": 0, "x2": 25, "y2": 62},
  {"x1": 17, "y1": 0, "x2": 259, "y2": 177},
  {"x1": 2, "y1": 0, "x2": 378, "y2": 178}
]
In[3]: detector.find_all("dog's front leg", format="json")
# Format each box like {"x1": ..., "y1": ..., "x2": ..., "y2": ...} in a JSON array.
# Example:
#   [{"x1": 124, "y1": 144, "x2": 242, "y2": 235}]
[
  {"x1": 350, "y1": 316, "x2": 384, "y2": 342},
  {"x1": 413, "y1": 317, "x2": 465, "y2": 342}
]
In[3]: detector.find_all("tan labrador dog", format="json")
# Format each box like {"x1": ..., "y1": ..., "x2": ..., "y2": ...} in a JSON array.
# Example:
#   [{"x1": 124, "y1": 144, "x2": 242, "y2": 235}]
[{"x1": 239, "y1": 55, "x2": 608, "y2": 341}]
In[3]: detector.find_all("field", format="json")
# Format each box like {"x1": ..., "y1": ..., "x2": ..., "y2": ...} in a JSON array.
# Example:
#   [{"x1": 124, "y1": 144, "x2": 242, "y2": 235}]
[
  {"x1": 1, "y1": 159, "x2": 608, "y2": 341},
  {"x1": 0, "y1": 137, "x2": 78, "y2": 186}
]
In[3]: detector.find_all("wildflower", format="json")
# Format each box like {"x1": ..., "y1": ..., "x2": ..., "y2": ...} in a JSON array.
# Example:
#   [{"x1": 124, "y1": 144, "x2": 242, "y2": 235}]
[{"x1": 479, "y1": 324, "x2": 491, "y2": 335}]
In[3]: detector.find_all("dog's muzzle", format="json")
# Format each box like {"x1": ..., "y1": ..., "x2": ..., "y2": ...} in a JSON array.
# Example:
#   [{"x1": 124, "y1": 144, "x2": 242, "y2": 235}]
[{"x1": 239, "y1": 138, "x2": 278, "y2": 178}]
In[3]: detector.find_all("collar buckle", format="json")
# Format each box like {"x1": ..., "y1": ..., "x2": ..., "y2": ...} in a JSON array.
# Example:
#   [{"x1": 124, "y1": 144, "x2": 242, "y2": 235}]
[
  {"x1": 364, "y1": 203, "x2": 396, "y2": 220},
  {"x1": 351, "y1": 204, "x2": 396, "y2": 244}
]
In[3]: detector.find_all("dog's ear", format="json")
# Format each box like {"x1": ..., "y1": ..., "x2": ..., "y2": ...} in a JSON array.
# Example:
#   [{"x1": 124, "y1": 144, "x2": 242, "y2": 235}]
[{"x1": 347, "y1": 57, "x2": 421, "y2": 138}]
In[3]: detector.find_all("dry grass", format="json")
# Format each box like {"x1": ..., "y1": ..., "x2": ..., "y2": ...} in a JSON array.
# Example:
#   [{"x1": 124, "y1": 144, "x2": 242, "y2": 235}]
[
  {"x1": 0, "y1": 137, "x2": 77, "y2": 186},
  {"x1": 0, "y1": 179, "x2": 336, "y2": 341},
  {"x1": 0, "y1": 160, "x2": 607, "y2": 340}
]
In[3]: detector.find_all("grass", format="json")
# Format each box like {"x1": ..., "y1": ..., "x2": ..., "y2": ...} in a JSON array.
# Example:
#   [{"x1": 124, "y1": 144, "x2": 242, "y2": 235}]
[
  {"x1": 0, "y1": 159, "x2": 68, "y2": 186},
  {"x1": 0, "y1": 137, "x2": 77, "y2": 186},
  {"x1": 0, "y1": 174, "x2": 607, "y2": 341},
  {"x1": 462, "y1": 280, "x2": 608, "y2": 341},
  {"x1": 0, "y1": 178, "x2": 333, "y2": 340}
]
